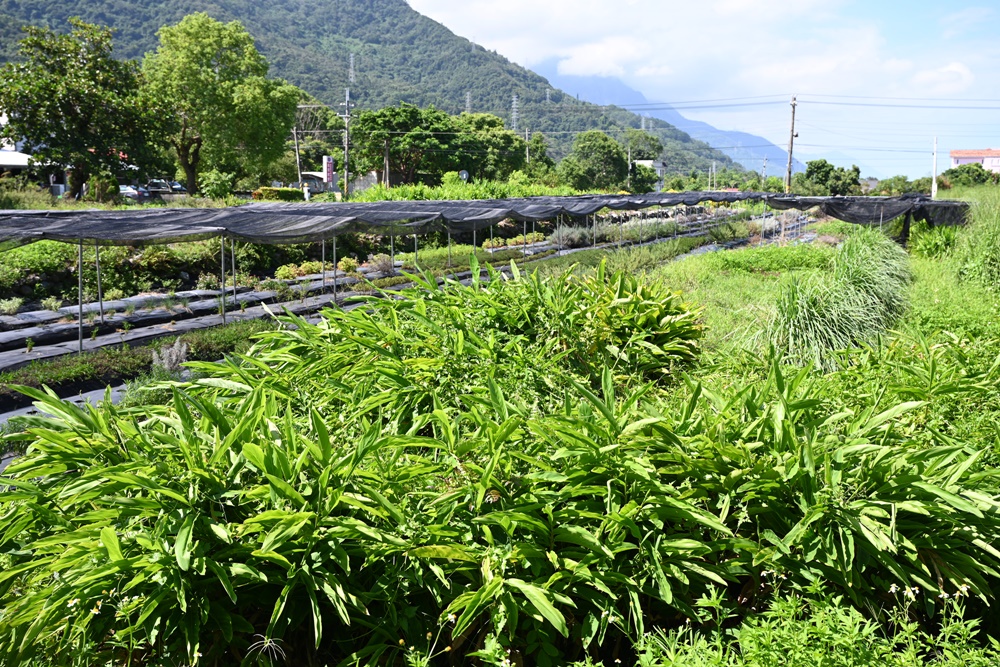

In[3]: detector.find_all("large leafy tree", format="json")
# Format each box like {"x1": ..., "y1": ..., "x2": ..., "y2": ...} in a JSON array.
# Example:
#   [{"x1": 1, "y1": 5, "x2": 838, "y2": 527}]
[
  {"x1": 143, "y1": 13, "x2": 298, "y2": 194},
  {"x1": 454, "y1": 112, "x2": 526, "y2": 181},
  {"x1": 793, "y1": 159, "x2": 861, "y2": 196},
  {"x1": 557, "y1": 130, "x2": 628, "y2": 191},
  {"x1": 0, "y1": 19, "x2": 165, "y2": 198},
  {"x1": 351, "y1": 103, "x2": 460, "y2": 184}
]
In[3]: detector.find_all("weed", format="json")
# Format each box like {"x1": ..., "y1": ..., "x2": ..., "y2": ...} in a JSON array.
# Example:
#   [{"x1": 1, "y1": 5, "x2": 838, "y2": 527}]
[
  {"x1": 0, "y1": 297, "x2": 24, "y2": 316},
  {"x1": 40, "y1": 296, "x2": 62, "y2": 312}
]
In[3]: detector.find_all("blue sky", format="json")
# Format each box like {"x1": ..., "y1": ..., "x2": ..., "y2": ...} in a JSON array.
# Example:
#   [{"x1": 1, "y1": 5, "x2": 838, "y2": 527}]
[{"x1": 408, "y1": 0, "x2": 1000, "y2": 178}]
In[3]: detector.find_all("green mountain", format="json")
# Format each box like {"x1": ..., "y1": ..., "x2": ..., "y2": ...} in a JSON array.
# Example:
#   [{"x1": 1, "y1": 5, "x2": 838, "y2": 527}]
[{"x1": 0, "y1": 0, "x2": 739, "y2": 172}]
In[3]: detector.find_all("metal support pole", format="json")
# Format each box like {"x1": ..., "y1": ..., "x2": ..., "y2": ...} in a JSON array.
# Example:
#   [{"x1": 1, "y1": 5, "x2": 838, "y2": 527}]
[
  {"x1": 95, "y1": 243, "x2": 105, "y2": 325},
  {"x1": 78, "y1": 241, "x2": 83, "y2": 355},
  {"x1": 321, "y1": 239, "x2": 326, "y2": 292},
  {"x1": 220, "y1": 236, "x2": 226, "y2": 325},
  {"x1": 413, "y1": 234, "x2": 418, "y2": 270},
  {"x1": 592, "y1": 214, "x2": 596, "y2": 247},
  {"x1": 618, "y1": 218, "x2": 623, "y2": 248},
  {"x1": 389, "y1": 226, "x2": 395, "y2": 276},
  {"x1": 332, "y1": 236, "x2": 338, "y2": 302},
  {"x1": 489, "y1": 224, "x2": 494, "y2": 252},
  {"x1": 522, "y1": 220, "x2": 527, "y2": 258},
  {"x1": 473, "y1": 228, "x2": 476, "y2": 253},
  {"x1": 231, "y1": 238, "x2": 237, "y2": 304},
  {"x1": 448, "y1": 230, "x2": 452, "y2": 269}
]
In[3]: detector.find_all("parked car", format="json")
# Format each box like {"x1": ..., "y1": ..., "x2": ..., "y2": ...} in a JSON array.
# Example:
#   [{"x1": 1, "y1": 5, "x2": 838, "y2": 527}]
[
  {"x1": 119, "y1": 185, "x2": 140, "y2": 202},
  {"x1": 169, "y1": 181, "x2": 187, "y2": 193},
  {"x1": 146, "y1": 179, "x2": 172, "y2": 197}
]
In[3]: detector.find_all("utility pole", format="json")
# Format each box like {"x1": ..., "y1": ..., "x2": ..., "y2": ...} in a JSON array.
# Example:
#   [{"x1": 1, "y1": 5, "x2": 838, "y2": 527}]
[
  {"x1": 761, "y1": 156, "x2": 767, "y2": 185},
  {"x1": 711, "y1": 161, "x2": 716, "y2": 190},
  {"x1": 384, "y1": 138, "x2": 390, "y2": 188},
  {"x1": 628, "y1": 146, "x2": 633, "y2": 190},
  {"x1": 785, "y1": 96, "x2": 798, "y2": 194},
  {"x1": 339, "y1": 89, "x2": 354, "y2": 201},
  {"x1": 931, "y1": 136, "x2": 939, "y2": 199},
  {"x1": 466, "y1": 91, "x2": 472, "y2": 115},
  {"x1": 525, "y1": 129, "x2": 530, "y2": 164},
  {"x1": 292, "y1": 126, "x2": 302, "y2": 184},
  {"x1": 511, "y1": 95, "x2": 519, "y2": 131}
]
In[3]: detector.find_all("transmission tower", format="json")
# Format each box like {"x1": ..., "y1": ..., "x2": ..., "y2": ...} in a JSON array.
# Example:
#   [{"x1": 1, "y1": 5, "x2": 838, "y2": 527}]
[
  {"x1": 339, "y1": 89, "x2": 355, "y2": 200},
  {"x1": 466, "y1": 91, "x2": 472, "y2": 115},
  {"x1": 349, "y1": 53, "x2": 355, "y2": 84},
  {"x1": 546, "y1": 89, "x2": 551, "y2": 104},
  {"x1": 511, "y1": 95, "x2": 519, "y2": 131}
]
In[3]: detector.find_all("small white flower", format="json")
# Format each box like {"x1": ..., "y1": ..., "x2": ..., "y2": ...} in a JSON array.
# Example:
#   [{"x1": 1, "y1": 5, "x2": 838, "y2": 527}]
[
  {"x1": 889, "y1": 584, "x2": 899, "y2": 594},
  {"x1": 67, "y1": 598, "x2": 79, "y2": 608},
  {"x1": 939, "y1": 592, "x2": 950, "y2": 599}
]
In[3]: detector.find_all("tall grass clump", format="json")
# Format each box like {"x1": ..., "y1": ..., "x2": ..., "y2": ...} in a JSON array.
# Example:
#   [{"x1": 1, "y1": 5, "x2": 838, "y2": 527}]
[
  {"x1": 769, "y1": 229, "x2": 911, "y2": 369},
  {"x1": 956, "y1": 189, "x2": 1000, "y2": 290}
]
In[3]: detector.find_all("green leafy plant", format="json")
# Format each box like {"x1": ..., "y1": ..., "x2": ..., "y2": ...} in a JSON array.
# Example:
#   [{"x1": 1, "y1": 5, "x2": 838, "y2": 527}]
[
  {"x1": 41, "y1": 296, "x2": 63, "y2": 312},
  {"x1": 0, "y1": 297, "x2": 24, "y2": 316},
  {"x1": 336, "y1": 256, "x2": 359, "y2": 273}
]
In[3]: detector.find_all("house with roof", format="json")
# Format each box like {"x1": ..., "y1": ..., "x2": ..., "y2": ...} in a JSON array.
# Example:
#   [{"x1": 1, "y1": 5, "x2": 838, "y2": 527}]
[{"x1": 950, "y1": 149, "x2": 1000, "y2": 174}]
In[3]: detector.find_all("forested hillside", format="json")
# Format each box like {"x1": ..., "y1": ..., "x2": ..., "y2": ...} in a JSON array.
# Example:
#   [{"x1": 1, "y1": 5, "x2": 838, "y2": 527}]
[{"x1": 0, "y1": 0, "x2": 738, "y2": 171}]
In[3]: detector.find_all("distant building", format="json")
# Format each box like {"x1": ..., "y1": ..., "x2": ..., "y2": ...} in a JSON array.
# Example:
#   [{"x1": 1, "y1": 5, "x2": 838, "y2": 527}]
[{"x1": 950, "y1": 149, "x2": 1000, "y2": 174}]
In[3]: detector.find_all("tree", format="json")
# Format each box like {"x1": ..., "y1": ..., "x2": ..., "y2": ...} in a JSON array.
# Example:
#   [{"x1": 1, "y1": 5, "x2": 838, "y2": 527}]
[
  {"x1": 630, "y1": 164, "x2": 659, "y2": 193},
  {"x1": 622, "y1": 129, "x2": 663, "y2": 160},
  {"x1": 454, "y1": 113, "x2": 526, "y2": 181},
  {"x1": 351, "y1": 103, "x2": 460, "y2": 185},
  {"x1": 0, "y1": 19, "x2": 165, "y2": 198},
  {"x1": 793, "y1": 159, "x2": 861, "y2": 196},
  {"x1": 143, "y1": 13, "x2": 298, "y2": 194},
  {"x1": 942, "y1": 162, "x2": 994, "y2": 187},
  {"x1": 557, "y1": 131, "x2": 627, "y2": 191}
]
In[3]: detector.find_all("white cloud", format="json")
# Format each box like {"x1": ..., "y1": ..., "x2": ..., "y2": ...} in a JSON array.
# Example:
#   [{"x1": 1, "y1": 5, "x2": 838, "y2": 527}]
[
  {"x1": 407, "y1": 0, "x2": 1000, "y2": 177},
  {"x1": 942, "y1": 7, "x2": 994, "y2": 39},
  {"x1": 912, "y1": 62, "x2": 975, "y2": 96}
]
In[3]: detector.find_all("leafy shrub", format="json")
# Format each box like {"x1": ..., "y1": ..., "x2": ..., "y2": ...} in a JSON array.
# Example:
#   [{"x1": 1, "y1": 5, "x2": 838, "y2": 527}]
[
  {"x1": 274, "y1": 263, "x2": 304, "y2": 280},
  {"x1": 910, "y1": 225, "x2": 957, "y2": 259},
  {"x1": 298, "y1": 260, "x2": 325, "y2": 275},
  {"x1": 252, "y1": 186, "x2": 305, "y2": 202},
  {"x1": 336, "y1": 256, "x2": 359, "y2": 273},
  {"x1": 40, "y1": 296, "x2": 63, "y2": 311},
  {"x1": 199, "y1": 169, "x2": 235, "y2": 200},
  {"x1": 196, "y1": 272, "x2": 220, "y2": 291},
  {"x1": 0, "y1": 297, "x2": 23, "y2": 316},
  {"x1": 103, "y1": 288, "x2": 125, "y2": 301},
  {"x1": 368, "y1": 252, "x2": 395, "y2": 275},
  {"x1": 550, "y1": 224, "x2": 591, "y2": 248}
]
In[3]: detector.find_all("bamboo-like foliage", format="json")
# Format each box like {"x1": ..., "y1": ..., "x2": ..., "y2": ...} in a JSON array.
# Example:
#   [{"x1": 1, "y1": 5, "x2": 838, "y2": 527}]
[{"x1": 1, "y1": 262, "x2": 999, "y2": 666}]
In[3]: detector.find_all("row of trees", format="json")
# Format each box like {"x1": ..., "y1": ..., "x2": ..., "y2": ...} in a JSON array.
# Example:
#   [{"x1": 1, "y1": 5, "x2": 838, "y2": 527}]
[
  {"x1": 0, "y1": 15, "x2": 692, "y2": 198},
  {"x1": 0, "y1": 15, "x2": 300, "y2": 197}
]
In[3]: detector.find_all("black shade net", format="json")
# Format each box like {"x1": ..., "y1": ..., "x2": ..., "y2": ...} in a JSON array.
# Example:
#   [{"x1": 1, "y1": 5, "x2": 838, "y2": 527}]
[{"x1": 0, "y1": 192, "x2": 968, "y2": 251}]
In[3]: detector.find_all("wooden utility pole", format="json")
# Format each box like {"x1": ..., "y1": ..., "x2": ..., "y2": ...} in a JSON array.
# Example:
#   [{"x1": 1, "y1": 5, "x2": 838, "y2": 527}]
[
  {"x1": 340, "y1": 89, "x2": 353, "y2": 201},
  {"x1": 785, "y1": 96, "x2": 798, "y2": 194}
]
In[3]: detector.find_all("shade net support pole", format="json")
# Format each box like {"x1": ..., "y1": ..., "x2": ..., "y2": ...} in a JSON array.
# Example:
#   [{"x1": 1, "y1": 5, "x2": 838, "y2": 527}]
[
  {"x1": 231, "y1": 238, "x2": 237, "y2": 305},
  {"x1": 220, "y1": 236, "x2": 226, "y2": 325},
  {"x1": 78, "y1": 240, "x2": 83, "y2": 355},
  {"x1": 413, "y1": 234, "x2": 418, "y2": 270},
  {"x1": 389, "y1": 226, "x2": 395, "y2": 276},
  {"x1": 448, "y1": 231, "x2": 452, "y2": 270},
  {"x1": 522, "y1": 220, "x2": 527, "y2": 259},
  {"x1": 332, "y1": 236, "x2": 337, "y2": 303},
  {"x1": 321, "y1": 239, "x2": 326, "y2": 292},
  {"x1": 95, "y1": 242, "x2": 105, "y2": 325}
]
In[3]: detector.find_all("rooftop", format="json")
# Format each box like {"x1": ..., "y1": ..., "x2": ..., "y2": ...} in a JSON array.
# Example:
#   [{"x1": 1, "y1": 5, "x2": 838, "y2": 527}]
[{"x1": 950, "y1": 149, "x2": 1000, "y2": 158}]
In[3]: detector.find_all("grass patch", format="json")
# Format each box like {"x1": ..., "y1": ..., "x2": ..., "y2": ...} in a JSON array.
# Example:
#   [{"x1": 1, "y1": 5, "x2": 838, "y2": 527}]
[
  {"x1": 767, "y1": 229, "x2": 911, "y2": 370},
  {"x1": 706, "y1": 242, "x2": 835, "y2": 274}
]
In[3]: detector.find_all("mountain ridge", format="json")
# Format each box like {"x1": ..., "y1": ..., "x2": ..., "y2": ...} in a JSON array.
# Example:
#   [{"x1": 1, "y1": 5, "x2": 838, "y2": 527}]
[{"x1": 0, "y1": 0, "x2": 741, "y2": 173}]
